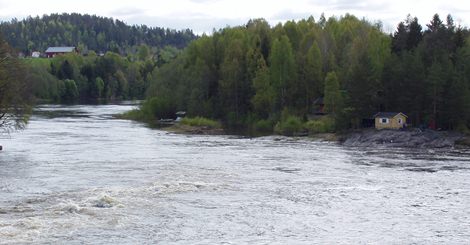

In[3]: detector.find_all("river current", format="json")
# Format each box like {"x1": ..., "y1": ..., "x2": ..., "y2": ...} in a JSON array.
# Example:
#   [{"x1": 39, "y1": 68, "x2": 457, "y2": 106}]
[{"x1": 0, "y1": 104, "x2": 469, "y2": 244}]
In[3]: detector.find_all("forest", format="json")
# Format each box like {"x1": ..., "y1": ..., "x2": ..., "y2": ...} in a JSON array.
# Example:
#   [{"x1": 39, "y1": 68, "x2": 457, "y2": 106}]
[
  {"x1": 0, "y1": 13, "x2": 196, "y2": 55},
  {"x1": 136, "y1": 13, "x2": 470, "y2": 134}
]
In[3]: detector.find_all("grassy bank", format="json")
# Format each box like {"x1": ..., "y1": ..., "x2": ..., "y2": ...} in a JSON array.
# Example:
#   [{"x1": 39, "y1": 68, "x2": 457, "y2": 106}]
[{"x1": 180, "y1": 117, "x2": 221, "y2": 128}]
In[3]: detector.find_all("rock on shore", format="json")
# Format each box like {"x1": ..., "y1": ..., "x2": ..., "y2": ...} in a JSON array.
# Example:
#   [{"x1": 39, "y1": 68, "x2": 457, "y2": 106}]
[{"x1": 341, "y1": 129, "x2": 465, "y2": 148}]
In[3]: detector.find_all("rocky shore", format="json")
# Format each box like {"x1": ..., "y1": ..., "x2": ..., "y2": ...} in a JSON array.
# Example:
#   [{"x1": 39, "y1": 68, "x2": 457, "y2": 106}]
[
  {"x1": 158, "y1": 120, "x2": 470, "y2": 149},
  {"x1": 340, "y1": 129, "x2": 468, "y2": 148}
]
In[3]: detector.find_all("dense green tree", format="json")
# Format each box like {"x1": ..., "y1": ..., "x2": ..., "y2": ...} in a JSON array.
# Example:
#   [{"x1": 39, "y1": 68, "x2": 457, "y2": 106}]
[
  {"x1": 323, "y1": 72, "x2": 342, "y2": 115},
  {"x1": 0, "y1": 35, "x2": 32, "y2": 132},
  {"x1": 426, "y1": 60, "x2": 447, "y2": 126},
  {"x1": 392, "y1": 16, "x2": 423, "y2": 54},
  {"x1": 219, "y1": 36, "x2": 250, "y2": 126},
  {"x1": 305, "y1": 41, "x2": 323, "y2": 108},
  {"x1": 62, "y1": 79, "x2": 79, "y2": 101},
  {"x1": 138, "y1": 44, "x2": 151, "y2": 61},
  {"x1": 269, "y1": 35, "x2": 296, "y2": 111},
  {"x1": 346, "y1": 39, "x2": 383, "y2": 125},
  {"x1": 251, "y1": 57, "x2": 274, "y2": 118},
  {"x1": 94, "y1": 77, "x2": 105, "y2": 98},
  {"x1": 58, "y1": 60, "x2": 74, "y2": 80}
]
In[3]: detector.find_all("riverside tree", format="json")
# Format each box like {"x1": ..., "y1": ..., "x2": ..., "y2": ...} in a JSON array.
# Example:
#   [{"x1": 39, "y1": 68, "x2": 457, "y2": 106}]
[{"x1": 0, "y1": 35, "x2": 32, "y2": 132}]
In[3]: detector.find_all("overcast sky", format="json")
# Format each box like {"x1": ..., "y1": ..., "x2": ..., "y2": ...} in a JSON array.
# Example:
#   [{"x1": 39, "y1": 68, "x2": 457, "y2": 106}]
[{"x1": 0, "y1": 0, "x2": 469, "y2": 34}]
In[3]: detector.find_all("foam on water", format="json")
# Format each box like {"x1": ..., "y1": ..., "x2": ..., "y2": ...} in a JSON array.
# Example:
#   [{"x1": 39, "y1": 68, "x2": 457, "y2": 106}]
[{"x1": 89, "y1": 194, "x2": 120, "y2": 208}]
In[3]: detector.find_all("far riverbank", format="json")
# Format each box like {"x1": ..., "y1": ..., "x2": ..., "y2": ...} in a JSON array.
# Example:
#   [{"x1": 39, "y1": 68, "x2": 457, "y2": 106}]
[{"x1": 150, "y1": 121, "x2": 470, "y2": 149}]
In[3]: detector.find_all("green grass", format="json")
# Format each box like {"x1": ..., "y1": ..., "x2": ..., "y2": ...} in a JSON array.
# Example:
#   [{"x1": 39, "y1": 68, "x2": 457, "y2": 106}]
[
  {"x1": 180, "y1": 117, "x2": 221, "y2": 129},
  {"x1": 118, "y1": 109, "x2": 145, "y2": 121},
  {"x1": 304, "y1": 116, "x2": 335, "y2": 134}
]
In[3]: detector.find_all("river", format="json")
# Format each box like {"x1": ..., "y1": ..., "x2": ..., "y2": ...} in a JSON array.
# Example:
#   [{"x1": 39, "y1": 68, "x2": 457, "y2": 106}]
[{"x1": 0, "y1": 104, "x2": 469, "y2": 244}]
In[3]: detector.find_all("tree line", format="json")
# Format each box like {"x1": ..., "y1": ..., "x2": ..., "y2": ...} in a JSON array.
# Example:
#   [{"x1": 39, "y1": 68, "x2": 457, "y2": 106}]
[
  {"x1": 0, "y1": 13, "x2": 196, "y2": 55},
  {"x1": 141, "y1": 13, "x2": 470, "y2": 133}
]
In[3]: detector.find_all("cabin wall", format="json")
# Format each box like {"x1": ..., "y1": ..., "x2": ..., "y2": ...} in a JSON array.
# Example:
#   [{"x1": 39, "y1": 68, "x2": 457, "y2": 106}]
[{"x1": 375, "y1": 115, "x2": 407, "y2": 130}]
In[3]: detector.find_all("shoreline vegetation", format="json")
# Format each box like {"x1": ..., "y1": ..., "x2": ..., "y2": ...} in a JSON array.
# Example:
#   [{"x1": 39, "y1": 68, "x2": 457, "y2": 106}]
[
  {"x1": 118, "y1": 108, "x2": 470, "y2": 148},
  {"x1": 118, "y1": 100, "x2": 337, "y2": 137}
]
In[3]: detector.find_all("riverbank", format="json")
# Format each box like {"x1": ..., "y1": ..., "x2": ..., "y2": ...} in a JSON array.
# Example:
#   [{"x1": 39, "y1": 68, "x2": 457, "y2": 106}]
[
  {"x1": 340, "y1": 128, "x2": 469, "y2": 148},
  {"x1": 163, "y1": 125, "x2": 470, "y2": 149},
  {"x1": 118, "y1": 110, "x2": 469, "y2": 148}
]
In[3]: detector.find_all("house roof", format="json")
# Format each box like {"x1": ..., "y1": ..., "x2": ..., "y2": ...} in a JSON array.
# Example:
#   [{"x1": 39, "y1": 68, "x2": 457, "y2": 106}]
[
  {"x1": 45, "y1": 47, "x2": 76, "y2": 53},
  {"x1": 374, "y1": 112, "x2": 408, "y2": 118}
]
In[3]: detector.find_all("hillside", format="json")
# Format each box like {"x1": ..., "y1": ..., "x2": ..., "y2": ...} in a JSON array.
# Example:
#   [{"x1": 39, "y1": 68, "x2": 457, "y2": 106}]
[{"x1": 0, "y1": 13, "x2": 197, "y2": 55}]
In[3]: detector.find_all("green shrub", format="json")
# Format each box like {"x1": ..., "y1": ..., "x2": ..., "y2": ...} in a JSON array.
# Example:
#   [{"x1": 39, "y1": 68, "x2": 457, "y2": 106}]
[
  {"x1": 274, "y1": 115, "x2": 303, "y2": 136},
  {"x1": 119, "y1": 109, "x2": 144, "y2": 121},
  {"x1": 253, "y1": 119, "x2": 274, "y2": 133},
  {"x1": 181, "y1": 117, "x2": 221, "y2": 128},
  {"x1": 140, "y1": 96, "x2": 176, "y2": 120},
  {"x1": 63, "y1": 79, "x2": 79, "y2": 101},
  {"x1": 304, "y1": 116, "x2": 335, "y2": 134}
]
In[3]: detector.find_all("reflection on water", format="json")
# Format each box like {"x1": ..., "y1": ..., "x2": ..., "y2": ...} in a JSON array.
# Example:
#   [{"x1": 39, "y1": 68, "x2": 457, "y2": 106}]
[{"x1": 0, "y1": 103, "x2": 469, "y2": 244}]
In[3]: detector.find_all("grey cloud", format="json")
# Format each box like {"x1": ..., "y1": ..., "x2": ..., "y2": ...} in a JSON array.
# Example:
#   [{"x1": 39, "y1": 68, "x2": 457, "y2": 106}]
[
  {"x1": 271, "y1": 9, "x2": 318, "y2": 22},
  {"x1": 308, "y1": 0, "x2": 391, "y2": 12},
  {"x1": 109, "y1": 7, "x2": 145, "y2": 17},
  {"x1": 124, "y1": 14, "x2": 250, "y2": 34}
]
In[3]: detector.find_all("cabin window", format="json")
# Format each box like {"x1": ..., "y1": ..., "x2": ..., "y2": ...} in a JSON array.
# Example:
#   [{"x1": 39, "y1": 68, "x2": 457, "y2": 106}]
[
  {"x1": 398, "y1": 118, "x2": 403, "y2": 124},
  {"x1": 381, "y1": 118, "x2": 389, "y2": 124}
]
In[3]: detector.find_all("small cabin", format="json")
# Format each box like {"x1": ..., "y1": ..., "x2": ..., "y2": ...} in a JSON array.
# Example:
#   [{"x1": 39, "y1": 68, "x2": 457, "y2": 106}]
[
  {"x1": 45, "y1": 47, "x2": 77, "y2": 58},
  {"x1": 374, "y1": 112, "x2": 407, "y2": 130}
]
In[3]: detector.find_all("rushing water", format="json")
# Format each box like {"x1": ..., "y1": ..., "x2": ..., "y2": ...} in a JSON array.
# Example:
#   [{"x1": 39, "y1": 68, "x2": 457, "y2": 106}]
[{"x1": 0, "y1": 104, "x2": 470, "y2": 244}]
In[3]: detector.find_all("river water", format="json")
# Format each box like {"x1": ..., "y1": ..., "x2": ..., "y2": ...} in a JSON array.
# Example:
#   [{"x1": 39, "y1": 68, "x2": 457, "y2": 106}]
[{"x1": 0, "y1": 104, "x2": 469, "y2": 244}]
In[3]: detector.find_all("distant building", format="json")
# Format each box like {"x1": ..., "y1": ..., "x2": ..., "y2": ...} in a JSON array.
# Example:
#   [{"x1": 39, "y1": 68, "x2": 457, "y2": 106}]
[
  {"x1": 45, "y1": 47, "x2": 77, "y2": 58},
  {"x1": 31, "y1": 51, "x2": 41, "y2": 58},
  {"x1": 374, "y1": 112, "x2": 407, "y2": 130}
]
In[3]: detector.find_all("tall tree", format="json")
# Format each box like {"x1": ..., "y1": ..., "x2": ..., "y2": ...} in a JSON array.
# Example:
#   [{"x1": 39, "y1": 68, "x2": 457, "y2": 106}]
[
  {"x1": 251, "y1": 56, "x2": 274, "y2": 118},
  {"x1": 426, "y1": 60, "x2": 447, "y2": 127},
  {"x1": 269, "y1": 35, "x2": 296, "y2": 111},
  {"x1": 305, "y1": 41, "x2": 323, "y2": 108},
  {"x1": 323, "y1": 71, "x2": 342, "y2": 115},
  {"x1": 219, "y1": 36, "x2": 249, "y2": 125}
]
